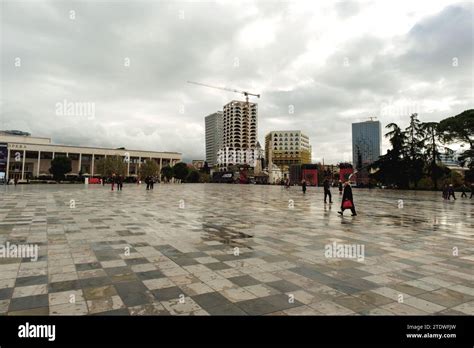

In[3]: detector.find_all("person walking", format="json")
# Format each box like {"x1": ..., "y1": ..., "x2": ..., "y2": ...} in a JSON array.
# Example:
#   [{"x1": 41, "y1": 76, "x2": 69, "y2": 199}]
[
  {"x1": 150, "y1": 176, "x2": 155, "y2": 190},
  {"x1": 111, "y1": 173, "x2": 116, "y2": 191},
  {"x1": 442, "y1": 183, "x2": 448, "y2": 200},
  {"x1": 460, "y1": 183, "x2": 468, "y2": 198},
  {"x1": 145, "y1": 176, "x2": 150, "y2": 190},
  {"x1": 302, "y1": 179, "x2": 307, "y2": 194},
  {"x1": 338, "y1": 180, "x2": 343, "y2": 195},
  {"x1": 102, "y1": 176, "x2": 106, "y2": 186},
  {"x1": 448, "y1": 184, "x2": 456, "y2": 200},
  {"x1": 338, "y1": 181, "x2": 356, "y2": 216},
  {"x1": 323, "y1": 178, "x2": 333, "y2": 204},
  {"x1": 117, "y1": 175, "x2": 123, "y2": 191}
]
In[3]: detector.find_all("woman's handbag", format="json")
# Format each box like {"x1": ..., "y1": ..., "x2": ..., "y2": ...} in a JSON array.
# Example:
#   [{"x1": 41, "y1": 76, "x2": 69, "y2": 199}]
[{"x1": 342, "y1": 199, "x2": 353, "y2": 209}]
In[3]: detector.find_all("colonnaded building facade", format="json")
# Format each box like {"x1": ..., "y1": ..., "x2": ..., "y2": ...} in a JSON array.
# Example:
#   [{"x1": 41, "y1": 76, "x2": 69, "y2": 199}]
[{"x1": 0, "y1": 130, "x2": 182, "y2": 182}]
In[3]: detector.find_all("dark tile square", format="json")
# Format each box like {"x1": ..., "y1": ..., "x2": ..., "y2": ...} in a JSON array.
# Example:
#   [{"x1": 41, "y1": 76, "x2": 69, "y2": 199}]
[
  {"x1": 104, "y1": 267, "x2": 133, "y2": 277},
  {"x1": 137, "y1": 270, "x2": 165, "y2": 280},
  {"x1": 184, "y1": 251, "x2": 208, "y2": 259},
  {"x1": 48, "y1": 280, "x2": 80, "y2": 293},
  {"x1": 95, "y1": 250, "x2": 121, "y2": 261},
  {"x1": 0, "y1": 288, "x2": 14, "y2": 300},
  {"x1": 229, "y1": 275, "x2": 261, "y2": 287},
  {"x1": 205, "y1": 303, "x2": 247, "y2": 315},
  {"x1": 192, "y1": 292, "x2": 232, "y2": 310},
  {"x1": 124, "y1": 258, "x2": 149, "y2": 266},
  {"x1": 75, "y1": 262, "x2": 101, "y2": 272},
  {"x1": 266, "y1": 280, "x2": 301, "y2": 293},
  {"x1": 15, "y1": 275, "x2": 48, "y2": 287},
  {"x1": 171, "y1": 257, "x2": 199, "y2": 266},
  {"x1": 114, "y1": 281, "x2": 152, "y2": 307},
  {"x1": 205, "y1": 262, "x2": 231, "y2": 271},
  {"x1": 9, "y1": 294, "x2": 48, "y2": 311},
  {"x1": 262, "y1": 294, "x2": 303, "y2": 311},
  {"x1": 151, "y1": 286, "x2": 184, "y2": 301},
  {"x1": 234, "y1": 297, "x2": 282, "y2": 315},
  {"x1": 79, "y1": 276, "x2": 112, "y2": 288}
]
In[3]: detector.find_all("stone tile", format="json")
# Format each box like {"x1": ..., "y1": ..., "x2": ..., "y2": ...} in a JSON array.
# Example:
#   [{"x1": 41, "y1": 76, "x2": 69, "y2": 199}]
[
  {"x1": 128, "y1": 302, "x2": 170, "y2": 315},
  {"x1": 12, "y1": 284, "x2": 48, "y2": 298},
  {"x1": 114, "y1": 281, "x2": 153, "y2": 306},
  {"x1": 143, "y1": 278, "x2": 176, "y2": 290},
  {"x1": 308, "y1": 300, "x2": 355, "y2": 315},
  {"x1": 9, "y1": 294, "x2": 49, "y2": 311},
  {"x1": 49, "y1": 290, "x2": 85, "y2": 306},
  {"x1": 0, "y1": 288, "x2": 14, "y2": 300},
  {"x1": 220, "y1": 288, "x2": 257, "y2": 303},
  {"x1": 451, "y1": 301, "x2": 474, "y2": 315},
  {"x1": 151, "y1": 286, "x2": 184, "y2": 301},
  {"x1": 50, "y1": 302, "x2": 88, "y2": 315},
  {"x1": 401, "y1": 296, "x2": 446, "y2": 313},
  {"x1": 181, "y1": 282, "x2": 215, "y2": 296},
  {"x1": 87, "y1": 295, "x2": 125, "y2": 314},
  {"x1": 83, "y1": 285, "x2": 118, "y2": 300}
]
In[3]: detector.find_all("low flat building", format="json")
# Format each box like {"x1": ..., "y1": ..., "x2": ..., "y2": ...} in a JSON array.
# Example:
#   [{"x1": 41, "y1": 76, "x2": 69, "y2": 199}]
[{"x1": 0, "y1": 131, "x2": 182, "y2": 181}]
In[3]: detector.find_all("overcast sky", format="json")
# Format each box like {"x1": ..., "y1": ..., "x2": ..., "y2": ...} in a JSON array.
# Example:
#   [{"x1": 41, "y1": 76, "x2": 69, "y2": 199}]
[{"x1": 1, "y1": 0, "x2": 472, "y2": 163}]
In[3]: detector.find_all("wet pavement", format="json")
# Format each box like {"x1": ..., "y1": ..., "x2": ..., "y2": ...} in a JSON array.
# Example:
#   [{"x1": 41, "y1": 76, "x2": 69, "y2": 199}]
[{"x1": 0, "y1": 183, "x2": 473, "y2": 315}]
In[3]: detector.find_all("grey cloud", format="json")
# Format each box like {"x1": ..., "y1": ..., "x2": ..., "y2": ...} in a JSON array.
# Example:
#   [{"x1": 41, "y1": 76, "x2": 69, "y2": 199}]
[{"x1": 1, "y1": 1, "x2": 472, "y2": 164}]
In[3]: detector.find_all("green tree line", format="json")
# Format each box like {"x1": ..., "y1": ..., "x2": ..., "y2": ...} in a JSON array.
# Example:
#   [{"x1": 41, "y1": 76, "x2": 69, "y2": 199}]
[{"x1": 370, "y1": 109, "x2": 473, "y2": 189}]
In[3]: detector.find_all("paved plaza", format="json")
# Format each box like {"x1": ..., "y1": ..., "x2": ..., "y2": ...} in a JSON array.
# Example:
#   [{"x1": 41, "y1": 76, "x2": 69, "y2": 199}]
[{"x1": 0, "y1": 183, "x2": 473, "y2": 316}]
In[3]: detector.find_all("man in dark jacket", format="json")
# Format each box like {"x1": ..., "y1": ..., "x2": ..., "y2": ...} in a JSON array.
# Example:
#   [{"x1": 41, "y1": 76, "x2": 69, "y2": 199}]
[
  {"x1": 323, "y1": 178, "x2": 333, "y2": 203},
  {"x1": 117, "y1": 175, "x2": 123, "y2": 191},
  {"x1": 338, "y1": 182, "x2": 356, "y2": 216},
  {"x1": 447, "y1": 184, "x2": 456, "y2": 200}
]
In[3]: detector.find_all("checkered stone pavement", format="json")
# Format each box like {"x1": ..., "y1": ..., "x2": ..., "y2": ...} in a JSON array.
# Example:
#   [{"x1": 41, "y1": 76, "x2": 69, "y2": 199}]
[{"x1": 0, "y1": 183, "x2": 473, "y2": 315}]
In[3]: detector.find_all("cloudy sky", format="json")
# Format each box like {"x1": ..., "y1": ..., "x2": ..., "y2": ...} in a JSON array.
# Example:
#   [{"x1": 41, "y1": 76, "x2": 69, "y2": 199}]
[{"x1": 1, "y1": 0, "x2": 472, "y2": 163}]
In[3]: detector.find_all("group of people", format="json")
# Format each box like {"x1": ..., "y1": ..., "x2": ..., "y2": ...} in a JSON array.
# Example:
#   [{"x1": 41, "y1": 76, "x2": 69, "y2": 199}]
[
  {"x1": 300, "y1": 178, "x2": 357, "y2": 216},
  {"x1": 144, "y1": 176, "x2": 157, "y2": 190},
  {"x1": 100, "y1": 174, "x2": 163, "y2": 191},
  {"x1": 443, "y1": 183, "x2": 474, "y2": 200},
  {"x1": 102, "y1": 173, "x2": 124, "y2": 191}
]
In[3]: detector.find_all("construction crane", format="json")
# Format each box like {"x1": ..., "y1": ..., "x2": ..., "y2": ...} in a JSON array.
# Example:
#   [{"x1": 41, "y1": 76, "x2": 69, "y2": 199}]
[{"x1": 187, "y1": 81, "x2": 260, "y2": 103}]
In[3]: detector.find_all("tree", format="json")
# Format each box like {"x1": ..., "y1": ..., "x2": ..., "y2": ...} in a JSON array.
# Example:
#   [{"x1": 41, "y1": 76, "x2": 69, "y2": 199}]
[
  {"x1": 404, "y1": 113, "x2": 425, "y2": 188},
  {"x1": 187, "y1": 170, "x2": 200, "y2": 183},
  {"x1": 370, "y1": 123, "x2": 409, "y2": 188},
  {"x1": 173, "y1": 162, "x2": 189, "y2": 181},
  {"x1": 201, "y1": 161, "x2": 210, "y2": 174},
  {"x1": 439, "y1": 109, "x2": 474, "y2": 180},
  {"x1": 385, "y1": 123, "x2": 407, "y2": 158},
  {"x1": 49, "y1": 156, "x2": 72, "y2": 181},
  {"x1": 438, "y1": 109, "x2": 474, "y2": 148},
  {"x1": 95, "y1": 156, "x2": 127, "y2": 177},
  {"x1": 420, "y1": 122, "x2": 444, "y2": 189},
  {"x1": 161, "y1": 165, "x2": 173, "y2": 182},
  {"x1": 140, "y1": 160, "x2": 159, "y2": 180}
]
